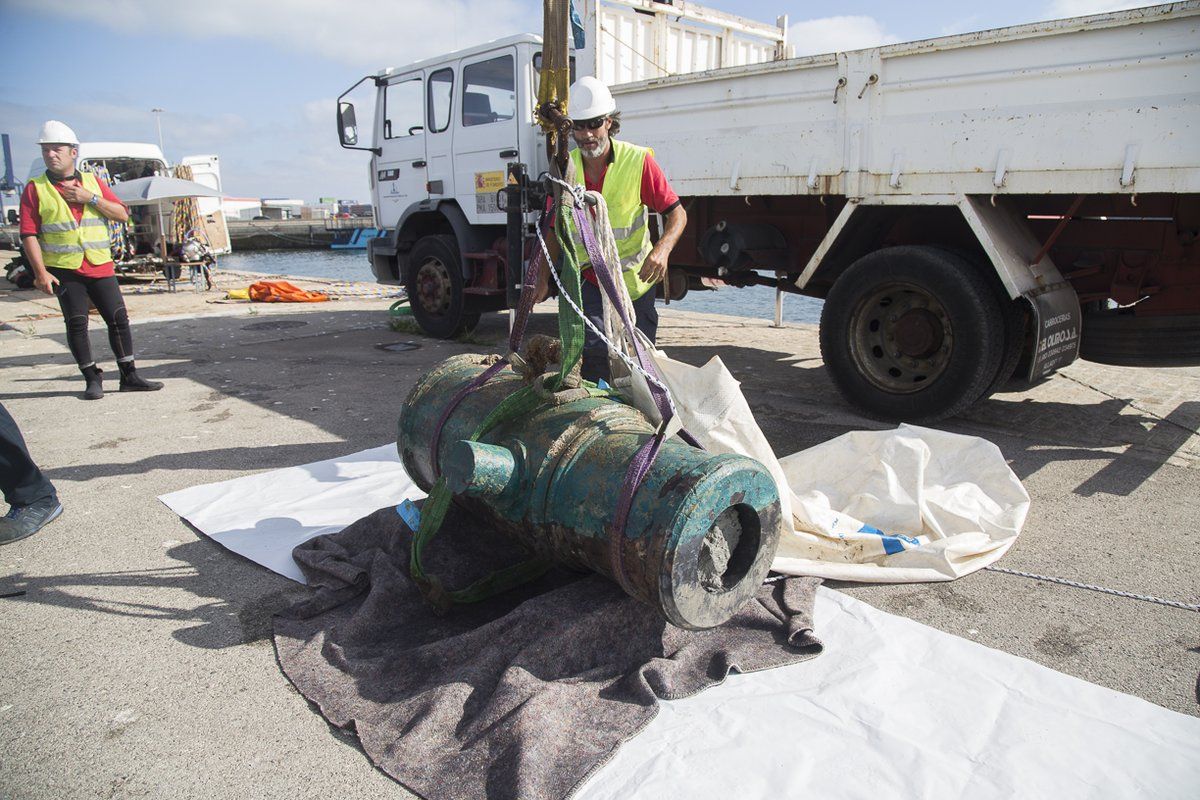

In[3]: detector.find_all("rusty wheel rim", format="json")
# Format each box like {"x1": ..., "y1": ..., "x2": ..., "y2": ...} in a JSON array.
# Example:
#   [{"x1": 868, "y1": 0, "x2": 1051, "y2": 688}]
[
  {"x1": 848, "y1": 282, "x2": 952, "y2": 394},
  {"x1": 414, "y1": 255, "x2": 453, "y2": 316}
]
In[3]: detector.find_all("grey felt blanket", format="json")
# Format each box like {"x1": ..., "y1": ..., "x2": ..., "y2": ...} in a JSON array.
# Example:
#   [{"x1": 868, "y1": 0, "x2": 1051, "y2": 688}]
[{"x1": 273, "y1": 504, "x2": 823, "y2": 800}]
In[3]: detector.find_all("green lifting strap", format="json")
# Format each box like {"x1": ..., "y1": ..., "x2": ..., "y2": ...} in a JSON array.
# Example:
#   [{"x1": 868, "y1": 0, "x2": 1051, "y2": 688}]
[
  {"x1": 409, "y1": 380, "x2": 614, "y2": 609},
  {"x1": 407, "y1": 158, "x2": 610, "y2": 609},
  {"x1": 552, "y1": 194, "x2": 588, "y2": 390}
]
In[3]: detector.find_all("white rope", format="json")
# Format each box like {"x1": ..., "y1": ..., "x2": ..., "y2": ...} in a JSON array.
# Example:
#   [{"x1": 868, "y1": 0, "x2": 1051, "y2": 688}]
[
  {"x1": 764, "y1": 568, "x2": 1200, "y2": 612},
  {"x1": 533, "y1": 199, "x2": 677, "y2": 418},
  {"x1": 984, "y1": 565, "x2": 1200, "y2": 612}
]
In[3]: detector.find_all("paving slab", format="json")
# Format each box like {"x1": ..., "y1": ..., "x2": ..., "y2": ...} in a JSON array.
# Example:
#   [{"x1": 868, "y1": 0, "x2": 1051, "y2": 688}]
[{"x1": 2, "y1": 270, "x2": 1197, "y2": 798}]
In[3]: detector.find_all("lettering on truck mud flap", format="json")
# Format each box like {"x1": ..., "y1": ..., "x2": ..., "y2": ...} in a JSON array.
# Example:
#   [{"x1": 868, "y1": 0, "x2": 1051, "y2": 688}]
[{"x1": 1026, "y1": 281, "x2": 1081, "y2": 380}]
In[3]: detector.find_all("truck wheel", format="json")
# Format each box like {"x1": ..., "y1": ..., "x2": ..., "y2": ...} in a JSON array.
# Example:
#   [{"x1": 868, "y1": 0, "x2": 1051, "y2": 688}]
[
  {"x1": 819, "y1": 246, "x2": 1005, "y2": 422},
  {"x1": 406, "y1": 235, "x2": 480, "y2": 339},
  {"x1": 1080, "y1": 310, "x2": 1200, "y2": 367},
  {"x1": 980, "y1": 293, "x2": 1029, "y2": 400}
]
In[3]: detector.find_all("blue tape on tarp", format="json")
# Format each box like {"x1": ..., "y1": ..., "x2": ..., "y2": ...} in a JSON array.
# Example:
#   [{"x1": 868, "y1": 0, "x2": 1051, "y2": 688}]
[
  {"x1": 859, "y1": 524, "x2": 920, "y2": 555},
  {"x1": 396, "y1": 498, "x2": 422, "y2": 532}
]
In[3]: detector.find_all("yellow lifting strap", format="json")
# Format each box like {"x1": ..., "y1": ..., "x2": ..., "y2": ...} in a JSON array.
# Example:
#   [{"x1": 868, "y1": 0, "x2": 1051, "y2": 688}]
[{"x1": 537, "y1": 0, "x2": 573, "y2": 127}]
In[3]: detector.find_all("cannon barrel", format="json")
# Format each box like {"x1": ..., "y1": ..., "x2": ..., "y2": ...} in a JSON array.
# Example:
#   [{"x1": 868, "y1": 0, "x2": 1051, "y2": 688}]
[{"x1": 398, "y1": 355, "x2": 782, "y2": 630}]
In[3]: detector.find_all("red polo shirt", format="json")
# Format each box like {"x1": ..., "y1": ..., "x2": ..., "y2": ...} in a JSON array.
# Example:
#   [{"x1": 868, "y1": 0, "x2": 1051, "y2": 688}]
[
  {"x1": 580, "y1": 152, "x2": 680, "y2": 286},
  {"x1": 20, "y1": 172, "x2": 127, "y2": 278}
]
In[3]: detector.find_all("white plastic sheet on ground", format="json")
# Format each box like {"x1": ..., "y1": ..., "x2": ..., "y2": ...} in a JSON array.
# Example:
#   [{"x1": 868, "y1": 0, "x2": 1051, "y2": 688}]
[
  {"x1": 158, "y1": 444, "x2": 422, "y2": 583},
  {"x1": 777, "y1": 424, "x2": 1030, "y2": 582},
  {"x1": 576, "y1": 586, "x2": 1200, "y2": 800},
  {"x1": 159, "y1": 446, "x2": 1200, "y2": 799},
  {"x1": 645, "y1": 347, "x2": 1031, "y2": 582}
]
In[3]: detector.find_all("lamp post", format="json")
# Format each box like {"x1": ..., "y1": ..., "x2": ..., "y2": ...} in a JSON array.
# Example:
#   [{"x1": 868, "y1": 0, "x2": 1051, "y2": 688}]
[
  {"x1": 150, "y1": 108, "x2": 168, "y2": 262},
  {"x1": 150, "y1": 108, "x2": 165, "y2": 154}
]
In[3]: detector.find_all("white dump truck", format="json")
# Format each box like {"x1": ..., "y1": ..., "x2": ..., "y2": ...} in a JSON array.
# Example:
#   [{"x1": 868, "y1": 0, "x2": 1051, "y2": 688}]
[{"x1": 337, "y1": 0, "x2": 1200, "y2": 421}]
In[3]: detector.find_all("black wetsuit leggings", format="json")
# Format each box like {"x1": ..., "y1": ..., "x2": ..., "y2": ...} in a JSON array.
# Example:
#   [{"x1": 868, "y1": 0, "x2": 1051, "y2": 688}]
[{"x1": 48, "y1": 268, "x2": 134, "y2": 369}]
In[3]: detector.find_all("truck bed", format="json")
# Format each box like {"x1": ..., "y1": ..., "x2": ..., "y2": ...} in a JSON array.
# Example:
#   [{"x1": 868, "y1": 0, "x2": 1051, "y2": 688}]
[{"x1": 614, "y1": 2, "x2": 1199, "y2": 199}]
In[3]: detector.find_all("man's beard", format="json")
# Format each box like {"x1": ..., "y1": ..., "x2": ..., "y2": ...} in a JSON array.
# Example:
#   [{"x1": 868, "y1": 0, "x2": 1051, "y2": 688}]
[{"x1": 579, "y1": 133, "x2": 610, "y2": 160}]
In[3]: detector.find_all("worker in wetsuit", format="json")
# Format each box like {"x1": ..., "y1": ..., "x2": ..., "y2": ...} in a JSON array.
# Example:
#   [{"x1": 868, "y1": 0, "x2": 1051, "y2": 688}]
[{"x1": 19, "y1": 120, "x2": 163, "y2": 400}]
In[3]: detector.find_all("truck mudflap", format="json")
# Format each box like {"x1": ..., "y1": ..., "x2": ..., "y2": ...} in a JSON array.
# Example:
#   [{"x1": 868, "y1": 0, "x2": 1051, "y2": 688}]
[{"x1": 1025, "y1": 281, "x2": 1082, "y2": 380}]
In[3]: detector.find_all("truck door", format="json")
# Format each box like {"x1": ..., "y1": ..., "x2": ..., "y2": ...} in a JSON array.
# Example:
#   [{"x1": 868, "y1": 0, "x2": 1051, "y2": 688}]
[
  {"x1": 376, "y1": 73, "x2": 427, "y2": 228},
  {"x1": 423, "y1": 67, "x2": 456, "y2": 204},
  {"x1": 454, "y1": 49, "x2": 520, "y2": 226}
]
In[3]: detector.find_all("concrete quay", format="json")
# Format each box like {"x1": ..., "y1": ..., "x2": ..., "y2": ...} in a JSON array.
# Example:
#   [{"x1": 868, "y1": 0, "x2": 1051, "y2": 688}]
[{"x1": 1, "y1": 269, "x2": 1197, "y2": 798}]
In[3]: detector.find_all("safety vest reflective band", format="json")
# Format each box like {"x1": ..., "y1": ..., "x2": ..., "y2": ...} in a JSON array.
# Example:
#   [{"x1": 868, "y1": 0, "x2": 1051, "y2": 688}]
[
  {"x1": 32, "y1": 172, "x2": 113, "y2": 270},
  {"x1": 569, "y1": 139, "x2": 655, "y2": 300}
]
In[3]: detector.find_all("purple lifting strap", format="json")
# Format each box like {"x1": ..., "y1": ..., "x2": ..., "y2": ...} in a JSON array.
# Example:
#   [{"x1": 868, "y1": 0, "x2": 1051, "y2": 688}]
[
  {"x1": 570, "y1": 203, "x2": 702, "y2": 452},
  {"x1": 570, "y1": 201, "x2": 701, "y2": 597}
]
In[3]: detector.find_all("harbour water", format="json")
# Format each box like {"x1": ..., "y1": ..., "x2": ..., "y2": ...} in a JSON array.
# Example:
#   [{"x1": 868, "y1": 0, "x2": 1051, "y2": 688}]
[{"x1": 219, "y1": 249, "x2": 825, "y2": 325}]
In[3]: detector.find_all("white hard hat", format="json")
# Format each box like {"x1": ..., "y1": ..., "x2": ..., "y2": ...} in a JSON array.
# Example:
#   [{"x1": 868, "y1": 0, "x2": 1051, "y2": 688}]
[
  {"x1": 38, "y1": 120, "x2": 80, "y2": 146},
  {"x1": 569, "y1": 77, "x2": 616, "y2": 120}
]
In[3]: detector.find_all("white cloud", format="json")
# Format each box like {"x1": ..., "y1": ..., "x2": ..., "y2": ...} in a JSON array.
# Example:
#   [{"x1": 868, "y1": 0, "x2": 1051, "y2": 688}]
[
  {"x1": 9, "y1": 0, "x2": 539, "y2": 69},
  {"x1": 1044, "y1": 1, "x2": 1152, "y2": 18},
  {"x1": 787, "y1": 16, "x2": 901, "y2": 57}
]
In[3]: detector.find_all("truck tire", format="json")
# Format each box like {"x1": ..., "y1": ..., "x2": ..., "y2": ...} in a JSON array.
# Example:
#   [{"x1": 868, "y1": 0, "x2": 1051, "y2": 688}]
[
  {"x1": 406, "y1": 234, "x2": 480, "y2": 339},
  {"x1": 1079, "y1": 310, "x2": 1200, "y2": 367},
  {"x1": 819, "y1": 246, "x2": 1006, "y2": 422},
  {"x1": 981, "y1": 295, "x2": 1028, "y2": 399}
]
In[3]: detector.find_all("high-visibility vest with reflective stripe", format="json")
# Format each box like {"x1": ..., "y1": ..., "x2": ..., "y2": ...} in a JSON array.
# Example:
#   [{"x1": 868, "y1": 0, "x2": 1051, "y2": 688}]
[
  {"x1": 569, "y1": 139, "x2": 655, "y2": 301},
  {"x1": 32, "y1": 172, "x2": 113, "y2": 270}
]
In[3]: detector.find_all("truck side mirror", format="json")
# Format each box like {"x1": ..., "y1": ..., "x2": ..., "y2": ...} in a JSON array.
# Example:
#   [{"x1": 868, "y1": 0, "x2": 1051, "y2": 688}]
[{"x1": 338, "y1": 102, "x2": 359, "y2": 147}]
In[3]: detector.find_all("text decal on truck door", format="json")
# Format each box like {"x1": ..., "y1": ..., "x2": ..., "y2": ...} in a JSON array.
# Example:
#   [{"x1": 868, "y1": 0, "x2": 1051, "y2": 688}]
[{"x1": 474, "y1": 170, "x2": 505, "y2": 214}]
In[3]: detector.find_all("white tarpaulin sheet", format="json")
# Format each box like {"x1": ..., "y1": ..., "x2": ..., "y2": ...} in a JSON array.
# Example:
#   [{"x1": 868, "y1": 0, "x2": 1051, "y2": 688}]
[
  {"x1": 160, "y1": 445, "x2": 1200, "y2": 799},
  {"x1": 645, "y1": 348, "x2": 1030, "y2": 582},
  {"x1": 578, "y1": 586, "x2": 1200, "y2": 799},
  {"x1": 159, "y1": 444, "x2": 422, "y2": 583},
  {"x1": 776, "y1": 424, "x2": 1030, "y2": 582}
]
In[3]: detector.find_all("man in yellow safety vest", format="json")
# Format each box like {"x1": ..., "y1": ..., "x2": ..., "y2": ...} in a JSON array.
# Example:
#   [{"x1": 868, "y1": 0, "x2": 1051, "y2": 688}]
[
  {"x1": 19, "y1": 120, "x2": 163, "y2": 399},
  {"x1": 538, "y1": 77, "x2": 688, "y2": 383}
]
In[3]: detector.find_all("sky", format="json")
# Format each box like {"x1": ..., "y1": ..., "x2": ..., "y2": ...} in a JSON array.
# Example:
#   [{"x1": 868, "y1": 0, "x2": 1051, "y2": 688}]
[{"x1": 0, "y1": 0, "x2": 1150, "y2": 204}]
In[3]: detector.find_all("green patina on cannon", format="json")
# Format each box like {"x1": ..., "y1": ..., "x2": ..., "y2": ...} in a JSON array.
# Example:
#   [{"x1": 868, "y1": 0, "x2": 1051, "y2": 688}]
[{"x1": 398, "y1": 354, "x2": 783, "y2": 630}]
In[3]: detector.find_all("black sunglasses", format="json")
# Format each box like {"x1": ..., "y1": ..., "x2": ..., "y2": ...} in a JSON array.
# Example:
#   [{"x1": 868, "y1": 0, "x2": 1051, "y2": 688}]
[{"x1": 571, "y1": 117, "x2": 608, "y2": 131}]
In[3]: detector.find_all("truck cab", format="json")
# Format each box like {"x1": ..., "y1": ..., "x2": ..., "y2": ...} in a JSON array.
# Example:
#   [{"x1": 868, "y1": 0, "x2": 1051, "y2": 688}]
[{"x1": 338, "y1": 35, "x2": 550, "y2": 337}]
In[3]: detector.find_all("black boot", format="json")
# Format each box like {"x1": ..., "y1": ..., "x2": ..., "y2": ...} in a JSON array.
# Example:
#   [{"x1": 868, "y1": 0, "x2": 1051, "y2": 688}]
[
  {"x1": 118, "y1": 361, "x2": 163, "y2": 392},
  {"x1": 81, "y1": 365, "x2": 104, "y2": 400}
]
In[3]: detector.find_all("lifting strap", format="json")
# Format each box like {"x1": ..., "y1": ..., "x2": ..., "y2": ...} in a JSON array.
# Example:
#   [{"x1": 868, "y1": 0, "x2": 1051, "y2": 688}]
[
  {"x1": 537, "y1": 0, "x2": 573, "y2": 126},
  {"x1": 409, "y1": 97, "x2": 701, "y2": 610},
  {"x1": 410, "y1": 192, "x2": 611, "y2": 609}
]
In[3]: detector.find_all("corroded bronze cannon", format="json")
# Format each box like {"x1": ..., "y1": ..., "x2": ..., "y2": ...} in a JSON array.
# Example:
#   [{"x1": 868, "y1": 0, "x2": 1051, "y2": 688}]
[{"x1": 398, "y1": 354, "x2": 782, "y2": 630}]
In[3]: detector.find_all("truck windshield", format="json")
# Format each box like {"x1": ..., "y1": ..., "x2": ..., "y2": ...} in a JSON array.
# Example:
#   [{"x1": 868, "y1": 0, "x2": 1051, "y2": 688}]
[{"x1": 462, "y1": 55, "x2": 514, "y2": 127}]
